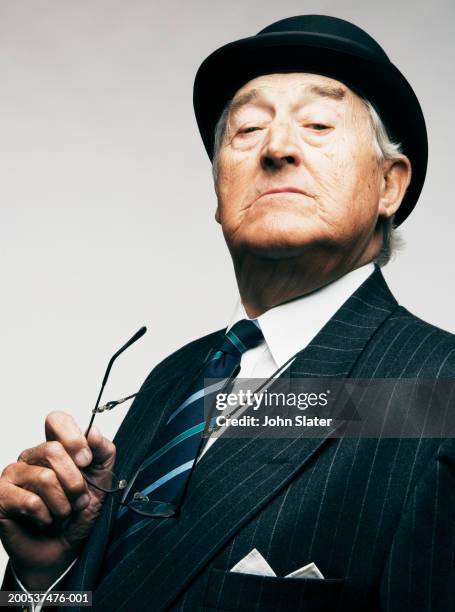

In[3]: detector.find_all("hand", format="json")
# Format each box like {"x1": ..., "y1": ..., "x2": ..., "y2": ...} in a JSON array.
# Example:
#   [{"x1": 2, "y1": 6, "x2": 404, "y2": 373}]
[{"x1": 0, "y1": 411, "x2": 116, "y2": 590}]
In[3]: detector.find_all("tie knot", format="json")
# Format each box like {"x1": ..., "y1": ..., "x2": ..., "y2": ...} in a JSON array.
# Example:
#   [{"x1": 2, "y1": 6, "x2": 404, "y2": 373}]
[{"x1": 221, "y1": 319, "x2": 264, "y2": 356}]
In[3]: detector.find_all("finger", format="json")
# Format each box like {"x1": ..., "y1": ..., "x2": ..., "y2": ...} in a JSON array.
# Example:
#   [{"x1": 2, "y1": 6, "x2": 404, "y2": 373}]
[
  {"x1": 17, "y1": 442, "x2": 89, "y2": 508},
  {"x1": 44, "y1": 411, "x2": 116, "y2": 471},
  {"x1": 0, "y1": 480, "x2": 53, "y2": 528},
  {"x1": 2, "y1": 463, "x2": 79, "y2": 519},
  {"x1": 44, "y1": 411, "x2": 93, "y2": 468},
  {"x1": 85, "y1": 426, "x2": 116, "y2": 470}
]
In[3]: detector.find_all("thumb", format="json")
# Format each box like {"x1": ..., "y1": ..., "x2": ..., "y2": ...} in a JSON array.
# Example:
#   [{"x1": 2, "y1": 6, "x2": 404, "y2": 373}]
[{"x1": 85, "y1": 426, "x2": 116, "y2": 469}]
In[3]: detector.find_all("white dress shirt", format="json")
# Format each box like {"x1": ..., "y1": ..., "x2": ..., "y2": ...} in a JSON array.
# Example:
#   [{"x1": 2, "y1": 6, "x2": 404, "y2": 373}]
[{"x1": 13, "y1": 263, "x2": 375, "y2": 609}]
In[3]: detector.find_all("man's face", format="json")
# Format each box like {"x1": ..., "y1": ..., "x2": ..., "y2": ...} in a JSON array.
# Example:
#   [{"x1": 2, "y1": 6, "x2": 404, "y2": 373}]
[{"x1": 214, "y1": 72, "x2": 398, "y2": 263}]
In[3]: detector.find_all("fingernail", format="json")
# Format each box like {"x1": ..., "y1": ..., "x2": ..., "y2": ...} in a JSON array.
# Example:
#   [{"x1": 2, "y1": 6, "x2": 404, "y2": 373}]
[
  {"x1": 75, "y1": 448, "x2": 92, "y2": 467},
  {"x1": 74, "y1": 494, "x2": 90, "y2": 511}
]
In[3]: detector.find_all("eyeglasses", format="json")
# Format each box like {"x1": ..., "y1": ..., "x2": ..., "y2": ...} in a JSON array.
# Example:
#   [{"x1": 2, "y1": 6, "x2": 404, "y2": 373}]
[
  {"x1": 80, "y1": 327, "x2": 299, "y2": 519},
  {"x1": 80, "y1": 327, "x2": 181, "y2": 518}
]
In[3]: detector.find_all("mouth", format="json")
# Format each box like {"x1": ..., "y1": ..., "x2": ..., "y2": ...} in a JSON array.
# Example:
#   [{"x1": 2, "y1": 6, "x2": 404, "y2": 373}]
[{"x1": 259, "y1": 187, "x2": 313, "y2": 199}]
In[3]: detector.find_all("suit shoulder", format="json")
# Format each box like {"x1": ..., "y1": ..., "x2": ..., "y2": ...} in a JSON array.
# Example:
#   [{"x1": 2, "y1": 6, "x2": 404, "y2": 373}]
[
  {"x1": 380, "y1": 305, "x2": 455, "y2": 376},
  {"x1": 388, "y1": 305, "x2": 455, "y2": 341}
]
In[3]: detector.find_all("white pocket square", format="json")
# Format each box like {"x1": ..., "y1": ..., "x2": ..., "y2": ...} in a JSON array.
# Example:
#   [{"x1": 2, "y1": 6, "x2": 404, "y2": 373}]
[{"x1": 230, "y1": 548, "x2": 325, "y2": 579}]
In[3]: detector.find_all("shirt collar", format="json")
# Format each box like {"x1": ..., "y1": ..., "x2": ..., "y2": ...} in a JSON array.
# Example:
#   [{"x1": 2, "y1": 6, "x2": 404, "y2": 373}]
[{"x1": 226, "y1": 263, "x2": 375, "y2": 369}]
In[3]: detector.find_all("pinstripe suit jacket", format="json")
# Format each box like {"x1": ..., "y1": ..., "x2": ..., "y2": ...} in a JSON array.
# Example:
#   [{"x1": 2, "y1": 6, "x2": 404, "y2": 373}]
[{"x1": 3, "y1": 265, "x2": 455, "y2": 612}]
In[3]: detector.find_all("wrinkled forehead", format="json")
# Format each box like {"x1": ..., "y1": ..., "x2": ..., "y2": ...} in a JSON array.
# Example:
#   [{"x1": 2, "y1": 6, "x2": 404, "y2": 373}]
[{"x1": 230, "y1": 72, "x2": 361, "y2": 114}]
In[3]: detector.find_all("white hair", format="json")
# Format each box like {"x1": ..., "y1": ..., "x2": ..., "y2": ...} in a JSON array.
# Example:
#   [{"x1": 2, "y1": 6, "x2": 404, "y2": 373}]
[{"x1": 211, "y1": 94, "x2": 405, "y2": 266}]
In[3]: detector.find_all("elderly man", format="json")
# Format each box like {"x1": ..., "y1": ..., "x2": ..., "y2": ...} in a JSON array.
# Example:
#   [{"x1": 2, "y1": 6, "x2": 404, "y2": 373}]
[{"x1": 1, "y1": 14, "x2": 455, "y2": 612}]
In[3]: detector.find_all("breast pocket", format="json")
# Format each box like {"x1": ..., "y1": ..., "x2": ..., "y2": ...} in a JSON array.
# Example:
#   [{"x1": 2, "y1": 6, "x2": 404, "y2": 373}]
[{"x1": 202, "y1": 567, "x2": 345, "y2": 612}]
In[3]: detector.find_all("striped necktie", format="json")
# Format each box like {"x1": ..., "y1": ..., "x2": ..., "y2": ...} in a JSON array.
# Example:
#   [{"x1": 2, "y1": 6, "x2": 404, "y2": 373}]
[{"x1": 100, "y1": 318, "x2": 264, "y2": 575}]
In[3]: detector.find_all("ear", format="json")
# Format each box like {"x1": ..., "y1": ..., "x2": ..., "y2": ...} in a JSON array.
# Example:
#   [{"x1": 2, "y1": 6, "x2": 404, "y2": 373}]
[
  {"x1": 378, "y1": 155, "x2": 412, "y2": 218},
  {"x1": 213, "y1": 175, "x2": 222, "y2": 224}
]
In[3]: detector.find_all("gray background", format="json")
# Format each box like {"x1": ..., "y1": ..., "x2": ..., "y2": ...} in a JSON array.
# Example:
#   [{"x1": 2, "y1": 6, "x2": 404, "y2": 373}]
[{"x1": 1, "y1": 0, "x2": 453, "y2": 573}]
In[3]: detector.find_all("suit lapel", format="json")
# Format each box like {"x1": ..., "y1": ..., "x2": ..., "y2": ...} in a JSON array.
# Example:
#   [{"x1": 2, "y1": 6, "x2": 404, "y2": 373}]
[
  {"x1": 89, "y1": 266, "x2": 399, "y2": 611},
  {"x1": 290, "y1": 264, "x2": 398, "y2": 378}
]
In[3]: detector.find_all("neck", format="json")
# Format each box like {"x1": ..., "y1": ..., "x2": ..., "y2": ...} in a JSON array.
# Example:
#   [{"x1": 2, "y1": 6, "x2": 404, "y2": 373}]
[{"x1": 233, "y1": 247, "x2": 376, "y2": 319}]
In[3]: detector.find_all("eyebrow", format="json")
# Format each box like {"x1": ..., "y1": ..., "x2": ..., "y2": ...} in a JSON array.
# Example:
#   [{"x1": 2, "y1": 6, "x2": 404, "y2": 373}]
[
  {"x1": 308, "y1": 84, "x2": 346, "y2": 100},
  {"x1": 228, "y1": 83, "x2": 347, "y2": 115},
  {"x1": 228, "y1": 89, "x2": 261, "y2": 114}
]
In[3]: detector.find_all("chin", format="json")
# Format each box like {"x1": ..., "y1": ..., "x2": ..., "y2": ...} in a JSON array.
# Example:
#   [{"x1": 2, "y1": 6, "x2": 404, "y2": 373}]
[
  {"x1": 236, "y1": 235, "x2": 315, "y2": 260},
  {"x1": 232, "y1": 220, "x2": 321, "y2": 258}
]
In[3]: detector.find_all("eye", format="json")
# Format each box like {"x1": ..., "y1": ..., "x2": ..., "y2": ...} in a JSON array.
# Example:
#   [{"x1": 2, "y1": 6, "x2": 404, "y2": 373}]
[
  {"x1": 306, "y1": 123, "x2": 331, "y2": 131},
  {"x1": 238, "y1": 126, "x2": 262, "y2": 134}
]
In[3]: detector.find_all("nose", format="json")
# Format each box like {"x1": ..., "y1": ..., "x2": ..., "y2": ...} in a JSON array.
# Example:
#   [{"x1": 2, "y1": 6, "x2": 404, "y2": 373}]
[{"x1": 260, "y1": 122, "x2": 302, "y2": 171}]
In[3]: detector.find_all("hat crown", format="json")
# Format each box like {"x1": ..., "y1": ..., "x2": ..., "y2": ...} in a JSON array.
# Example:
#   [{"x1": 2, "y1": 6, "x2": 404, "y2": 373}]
[{"x1": 258, "y1": 15, "x2": 389, "y2": 62}]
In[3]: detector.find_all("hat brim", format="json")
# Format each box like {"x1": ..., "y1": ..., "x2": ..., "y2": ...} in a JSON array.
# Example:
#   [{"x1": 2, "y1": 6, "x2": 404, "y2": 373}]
[{"x1": 193, "y1": 32, "x2": 428, "y2": 227}]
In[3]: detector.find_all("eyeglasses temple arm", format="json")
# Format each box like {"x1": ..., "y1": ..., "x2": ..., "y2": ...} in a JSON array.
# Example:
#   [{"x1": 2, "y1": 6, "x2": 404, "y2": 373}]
[{"x1": 85, "y1": 326, "x2": 147, "y2": 437}]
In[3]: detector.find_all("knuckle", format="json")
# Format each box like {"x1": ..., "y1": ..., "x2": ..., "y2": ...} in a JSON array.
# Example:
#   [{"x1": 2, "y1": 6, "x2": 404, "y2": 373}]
[
  {"x1": 59, "y1": 501, "x2": 72, "y2": 516},
  {"x1": 68, "y1": 435, "x2": 86, "y2": 451},
  {"x1": 23, "y1": 495, "x2": 42, "y2": 515},
  {"x1": 66, "y1": 476, "x2": 86, "y2": 497},
  {"x1": 1, "y1": 463, "x2": 17, "y2": 479},
  {"x1": 45, "y1": 440, "x2": 65, "y2": 460},
  {"x1": 16, "y1": 448, "x2": 30, "y2": 463},
  {"x1": 0, "y1": 479, "x2": 10, "y2": 498},
  {"x1": 37, "y1": 468, "x2": 57, "y2": 487}
]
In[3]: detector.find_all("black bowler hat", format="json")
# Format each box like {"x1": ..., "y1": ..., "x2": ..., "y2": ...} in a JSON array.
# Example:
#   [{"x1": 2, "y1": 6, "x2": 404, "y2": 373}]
[{"x1": 193, "y1": 15, "x2": 427, "y2": 226}]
